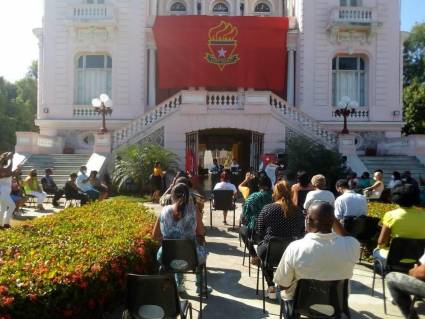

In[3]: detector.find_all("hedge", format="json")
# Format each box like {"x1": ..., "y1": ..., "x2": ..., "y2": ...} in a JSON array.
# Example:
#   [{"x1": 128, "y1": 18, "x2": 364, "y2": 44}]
[
  {"x1": 0, "y1": 198, "x2": 158, "y2": 319},
  {"x1": 368, "y1": 202, "x2": 398, "y2": 220}
]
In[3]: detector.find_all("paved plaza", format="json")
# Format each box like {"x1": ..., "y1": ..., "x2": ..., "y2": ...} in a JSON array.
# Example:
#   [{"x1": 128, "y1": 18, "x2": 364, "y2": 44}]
[{"x1": 12, "y1": 201, "x2": 425, "y2": 319}]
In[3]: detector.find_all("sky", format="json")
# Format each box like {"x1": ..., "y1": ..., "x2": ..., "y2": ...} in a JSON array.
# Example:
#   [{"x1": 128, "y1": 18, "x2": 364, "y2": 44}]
[{"x1": 0, "y1": 0, "x2": 424, "y2": 82}]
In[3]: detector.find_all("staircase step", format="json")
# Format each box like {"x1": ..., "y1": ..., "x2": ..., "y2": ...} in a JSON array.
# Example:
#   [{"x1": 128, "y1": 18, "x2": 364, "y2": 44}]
[{"x1": 359, "y1": 156, "x2": 425, "y2": 181}]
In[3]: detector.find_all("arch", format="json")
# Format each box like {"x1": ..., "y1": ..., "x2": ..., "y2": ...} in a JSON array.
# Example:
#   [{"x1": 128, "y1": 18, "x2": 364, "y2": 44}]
[
  {"x1": 211, "y1": 1, "x2": 231, "y2": 15},
  {"x1": 169, "y1": 1, "x2": 187, "y2": 13},
  {"x1": 254, "y1": 1, "x2": 272, "y2": 14}
]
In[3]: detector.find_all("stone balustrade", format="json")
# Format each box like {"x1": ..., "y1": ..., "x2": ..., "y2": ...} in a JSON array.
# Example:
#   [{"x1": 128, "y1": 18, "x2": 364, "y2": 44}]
[
  {"x1": 71, "y1": 4, "x2": 116, "y2": 21},
  {"x1": 332, "y1": 108, "x2": 369, "y2": 121},
  {"x1": 73, "y1": 106, "x2": 102, "y2": 119},
  {"x1": 330, "y1": 6, "x2": 377, "y2": 24}
]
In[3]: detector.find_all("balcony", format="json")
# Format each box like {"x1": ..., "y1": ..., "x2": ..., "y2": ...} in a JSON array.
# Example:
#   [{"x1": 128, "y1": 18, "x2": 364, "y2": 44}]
[
  {"x1": 69, "y1": 4, "x2": 117, "y2": 29},
  {"x1": 328, "y1": 7, "x2": 380, "y2": 42}
]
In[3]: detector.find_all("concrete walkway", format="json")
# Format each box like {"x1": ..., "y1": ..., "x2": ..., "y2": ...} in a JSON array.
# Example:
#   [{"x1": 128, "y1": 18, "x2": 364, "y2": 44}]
[{"x1": 142, "y1": 202, "x2": 424, "y2": 319}]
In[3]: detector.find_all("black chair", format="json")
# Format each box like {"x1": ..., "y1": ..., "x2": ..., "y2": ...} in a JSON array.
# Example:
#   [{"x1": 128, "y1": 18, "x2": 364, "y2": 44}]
[
  {"x1": 410, "y1": 296, "x2": 424, "y2": 318},
  {"x1": 123, "y1": 273, "x2": 192, "y2": 319},
  {"x1": 372, "y1": 237, "x2": 425, "y2": 314},
  {"x1": 209, "y1": 189, "x2": 236, "y2": 228},
  {"x1": 280, "y1": 279, "x2": 350, "y2": 319},
  {"x1": 256, "y1": 237, "x2": 294, "y2": 313},
  {"x1": 160, "y1": 239, "x2": 208, "y2": 319},
  {"x1": 343, "y1": 216, "x2": 380, "y2": 261},
  {"x1": 241, "y1": 226, "x2": 261, "y2": 277}
]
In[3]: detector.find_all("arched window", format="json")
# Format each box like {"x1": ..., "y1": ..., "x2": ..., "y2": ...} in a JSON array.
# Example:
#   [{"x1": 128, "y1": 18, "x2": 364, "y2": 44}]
[
  {"x1": 254, "y1": 2, "x2": 271, "y2": 14},
  {"x1": 212, "y1": 2, "x2": 230, "y2": 15},
  {"x1": 75, "y1": 54, "x2": 112, "y2": 105},
  {"x1": 332, "y1": 56, "x2": 366, "y2": 107},
  {"x1": 170, "y1": 1, "x2": 187, "y2": 14},
  {"x1": 340, "y1": 0, "x2": 362, "y2": 6}
]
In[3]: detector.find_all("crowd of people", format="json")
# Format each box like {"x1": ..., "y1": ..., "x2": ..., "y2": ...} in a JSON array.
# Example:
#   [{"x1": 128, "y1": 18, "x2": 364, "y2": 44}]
[
  {"x1": 0, "y1": 151, "x2": 109, "y2": 229},
  {"x1": 151, "y1": 161, "x2": 425, "y2": 318}
]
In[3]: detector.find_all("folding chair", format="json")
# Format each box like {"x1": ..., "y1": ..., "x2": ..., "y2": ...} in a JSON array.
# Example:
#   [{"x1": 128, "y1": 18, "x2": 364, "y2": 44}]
[
  {"x1": 241, "y1": 226, "x2": 260, "y2": 277},
  {"x1": 256, "y1": 237, "x2": 294, "y2": 313},
  {"x1": 209, "y1": 189, "x2": 236, "y2": 228},
  {"x1": 372, "y1": 237, "x2": 425, "y2": 314},
  {"x1": 343, "y1": 215, "x2": 380, "y2": 262},
  {"x1": 160, "y1": 239, "x2": 208, "y2": 319},
  {"x1": 280, "y1": 279, "x2": 350, "y2": 319},
  {"x1": 123, "y1": 273, "x2": 192, "y2": 319}
]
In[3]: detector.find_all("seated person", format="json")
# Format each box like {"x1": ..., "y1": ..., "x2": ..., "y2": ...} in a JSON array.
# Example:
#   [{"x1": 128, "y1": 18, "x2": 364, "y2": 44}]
[
  {"x1": 303, "y1": 174, "x2": 335, "y2": 210},
  {"x1": 238, "y1": 171, "x2": 259, "y2": 200},
  {"x1": 213, "y1": 171, "x2": 237, "y2": 225},
  {"x1": 256, "y1": 180, "x2": 305, "y2": 300},
  {"x1": 76, "y1": 166, "x2": 99, "y2": 201},
  {"x1": 387, "y1": 171, "x2": 403, "y2": 189},
  {"x1": 41, "y1": 168, "x2": 64, "y2": 207},
  {"x1": 373, "y1": 184, "x2": 425, "y2": 265},
  {"x1": 240, "y1": 175, "x2": 273, "y2": 265},
  {"x1": 334, "y1": 179, "x2": 367, "y2": 221},
  {"x1": 89, "y1": 171, "x2": 108, "y2": 200},
  {"x1": 364, "y1": 170, "x2": 385, "y2": 199},
  {"x1": 10, "y1": 176, "x2": 27, "y2": 213},
  {"x1": 291, "y1": 171, "x2": 314, "y2": 209},
  {"x1": 64, "y1": 173, "x2": 89, "y2": 205},
  {"x1": 274, "y1": 202, "x2": 360, "y2": 313},
  {"x1": 358, "y1": 171, "x2": 372, "y2": 189},
  {"x1": 23, "y1": 169, "x2": 47, "y2": 211},
  {"x1": 386, "y1": 253, "x2": 425, "y2": 319},
  {"x1": 152, "y1": 183, "x2": 210, "y2": 294}
]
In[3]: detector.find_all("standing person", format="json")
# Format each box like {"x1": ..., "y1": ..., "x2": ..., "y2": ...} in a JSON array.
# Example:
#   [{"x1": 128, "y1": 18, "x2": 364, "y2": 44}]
[
  {"x1": 64, "y1": 173, "x2": 89, "y2": 205},
  {"x1": 386, "y1": 253, "x2": 425, "y2": 319},
  {"x1": 152, "y1": 183, "x2": 210, "y2": 294},
  {"x1": 41, "y1": 168, "x2": 64, "y2": 207},
  {"x1": 230, "y1": 159, "x2": 241, "y2": 186},
  {"x1": 291, "y1": 171, "x2": 314, "y2": 209},
  {"x1": 213, "y1": 171, "x2": 237, "y2": 225},
  {"x1": 274, "y1": 202, "x2": 359, "y2": 312},
  {"x1": 240, "y1": 175, "x2": 273, "y2": 265},
  {"x1": 303, "y1": 175, "x2": 335, "y2": 210},
  {"x1": 364, "y1": 169, "x2": 384, "y2": 199},
  {"x1": 209, "y1": 158, "x2": 221, "y2": 190},
  {"x1": 0, "y1": 152, "x2": 16, "y2": 228},
  {"x1": 388, "y1": 171, "x2": 403, "y2": 189},
  {"x1": 256, "y1": 180, "x2": 305, "y2": 299},
  {"x1": 76, "y1": 166, "x2": 99, "y2": 201},
  {"x1": 23, "y1": 169, "x2": 47, "y2": 211},
  {"x1": 334, "y1": 179, "x2": 367, "y2": 221},
  {"x1": 151, "y1": 162, "x2": 163, "y2": 203}
]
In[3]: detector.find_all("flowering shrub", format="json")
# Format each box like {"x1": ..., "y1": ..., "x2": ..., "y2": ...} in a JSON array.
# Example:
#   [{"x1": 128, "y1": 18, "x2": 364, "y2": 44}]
[
  {"x1": 368, "y1": 202, "x2": 398, "y2": 220},
  {"x1": 0, "y1": 198, "x2": 158, "y2": 319}
]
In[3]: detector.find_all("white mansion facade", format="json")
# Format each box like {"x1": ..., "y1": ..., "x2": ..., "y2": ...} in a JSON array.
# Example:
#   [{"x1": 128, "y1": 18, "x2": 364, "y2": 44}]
[{"x1": 16, "y1": 0, "x2": 412, "y2": 171}]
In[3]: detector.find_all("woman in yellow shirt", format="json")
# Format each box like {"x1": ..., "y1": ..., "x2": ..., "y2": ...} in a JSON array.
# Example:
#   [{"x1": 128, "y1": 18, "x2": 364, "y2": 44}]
[
  {"x1": 374, "y1": 184, "x2": 425, "y2": 264},
  {"x1": 23, "y1": 169, "x2": 47, "y2": 210},
  {"x1": 151, "y1": 162, "x2": 163, "y2": 203}
]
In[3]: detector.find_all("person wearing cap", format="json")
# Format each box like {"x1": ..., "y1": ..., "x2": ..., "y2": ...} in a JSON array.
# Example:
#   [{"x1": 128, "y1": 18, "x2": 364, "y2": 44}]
[
  {"x1": 213, "y1": 171, "x2": 237, "y2": 225},
  {"x1": 303, "y1": 174, "x2": 335, "y2": 210},
  {"x1": 23, "y1": 169, "x2": 47, "y2": 211}
]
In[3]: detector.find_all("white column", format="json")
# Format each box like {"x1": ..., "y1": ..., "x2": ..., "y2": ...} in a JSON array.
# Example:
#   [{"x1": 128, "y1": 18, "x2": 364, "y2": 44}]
[
  {"x1": 286, "y1": 48, "x2": 295, "y2": 106},
  {"x1": 193, "y1": 0, "x2": 198, "y2": 14},
  {"x1": 236, "y1": 0, "x2": 241, "y2": 15},
  {"x1": 148, "y1": 49, "x2": 157, "y2": 107},
  {"x1": 150, "y1": 0, "x2": 158, "y2": 16}
]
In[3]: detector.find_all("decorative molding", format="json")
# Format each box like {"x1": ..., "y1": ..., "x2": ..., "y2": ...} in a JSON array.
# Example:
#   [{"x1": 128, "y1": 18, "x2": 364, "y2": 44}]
[{"x1": 138, "y1": 127, "x2": 165, "y2": 147}]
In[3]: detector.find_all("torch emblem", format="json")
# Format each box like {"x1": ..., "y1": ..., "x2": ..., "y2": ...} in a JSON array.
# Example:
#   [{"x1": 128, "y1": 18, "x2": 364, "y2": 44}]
[{"x1": 204, "y1": 21, "x2": 240, "y2": 71}]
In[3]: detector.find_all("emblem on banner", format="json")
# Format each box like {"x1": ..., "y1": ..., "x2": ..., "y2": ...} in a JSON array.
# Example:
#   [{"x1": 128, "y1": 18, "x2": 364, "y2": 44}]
[{"x1": 204, "y1": 21, "x2": 240, "y2": 71}]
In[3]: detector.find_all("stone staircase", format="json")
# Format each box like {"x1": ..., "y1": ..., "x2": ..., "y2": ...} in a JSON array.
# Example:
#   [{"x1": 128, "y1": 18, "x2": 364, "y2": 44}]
[
  {"x1": 20, "y1": 154, "x2": 91, "y2": 187},
  {"x1": 360, "y1": 156, "x2": 425, "y2": 183},
  {"x1": 111, "y1": 91, "x2": 339, "y2": 150}
]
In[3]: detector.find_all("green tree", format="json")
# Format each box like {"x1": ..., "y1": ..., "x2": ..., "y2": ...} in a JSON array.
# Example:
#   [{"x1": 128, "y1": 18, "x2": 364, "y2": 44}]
[
  {"x1": 285, "y1": 136, "x2": 344, "y2": 189},
  {"x1": 403, "y1": 81, "x2": 425, "y2": 134},
  {"x1": 113, "y1": 143, "x2": 179, "y2": 193},
  {"x1": 404, "y1": 23, "x2": 425, "y2": 86}
]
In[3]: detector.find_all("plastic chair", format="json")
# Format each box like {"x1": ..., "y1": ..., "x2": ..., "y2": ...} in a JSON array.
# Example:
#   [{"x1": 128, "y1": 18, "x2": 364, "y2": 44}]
[
  {"x1": 372, "y1": 237, "x2": 425, "y2": 314},
  {"x1": 209, "y1": 189, "x2": 236, "y2": 228},
  {"x1": 280, "y1": 279, "x2": 350, "y2": 319},
  {"x1": 123, "y1": 273, "x2": 192, "y2": 319},
  {"x1": 343, "y1": 216, "x2": 380, "y2": 261},
  {"x1": 256, "y1": 237, "x2": 294, "y2": 313},
  {"x1": 160, "y1": 239, "x2": 208, "y2": 319}
]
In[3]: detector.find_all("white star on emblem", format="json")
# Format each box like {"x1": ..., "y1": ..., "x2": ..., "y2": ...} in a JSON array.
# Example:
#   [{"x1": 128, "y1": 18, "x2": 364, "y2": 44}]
[{"x1": 217, "y1": 48, "x2": 227, "y2": 58}]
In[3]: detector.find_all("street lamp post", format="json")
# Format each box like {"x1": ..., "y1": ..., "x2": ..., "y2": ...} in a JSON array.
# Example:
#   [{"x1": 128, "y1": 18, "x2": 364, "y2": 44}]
[
  {"x1": 334, "y1": 96, "x2": 358, "y2": 135},
  {"x1": 92, "y1": 94, "x2": 113, "y2": 134}
]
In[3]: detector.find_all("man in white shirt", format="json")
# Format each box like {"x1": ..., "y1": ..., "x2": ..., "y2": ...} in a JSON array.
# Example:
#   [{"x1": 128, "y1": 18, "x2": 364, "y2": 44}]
[
  {"x1": 213, "y1": 171, "x2": 237, "y2": 225},
  {"x1": 386, "y1": 253, "x2": 425, "y2": 319},
  {"x1": 334, "y1": 179, "x2": 368, "y2": 221},
  {"x1": 303, "y1": 175, "x2": 335, "y2": 210},
  {"x1": 76, "y1": 166, "x2": 99, "y2": 200},
  {"x1": 274, "y1": 201, "x2": 360, "y2": 312}
]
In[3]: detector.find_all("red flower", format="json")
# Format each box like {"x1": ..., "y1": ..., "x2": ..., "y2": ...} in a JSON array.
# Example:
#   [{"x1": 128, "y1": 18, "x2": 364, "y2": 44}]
[
  {"x1": 62, "y1": 309, "x2": 73, "y2": 317},
  {"x1": 27, "y1": 293, "x2": 38, "y2": 301},
  {"x1": 0, "y1": 314, "x2": 12, "y2": 319},
  {"x1": 79, "y1": 281, "x2": 88, "y2": 289},
  {"x1": 0, "y1": 286, "x2": 8, "y2": 295},
  {"x1": 2, "y1": 296, "x2": 14, "y2": 306}
]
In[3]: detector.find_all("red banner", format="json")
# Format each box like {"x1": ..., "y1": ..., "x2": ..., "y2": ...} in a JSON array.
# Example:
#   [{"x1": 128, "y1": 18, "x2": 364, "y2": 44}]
[{"x1": 153, "y1": 16, "x2": 289, "y2": 91}]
